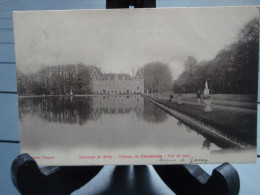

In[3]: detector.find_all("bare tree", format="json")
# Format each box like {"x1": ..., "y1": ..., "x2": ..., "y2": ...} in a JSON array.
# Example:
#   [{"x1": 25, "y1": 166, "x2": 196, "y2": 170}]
[{"x1": 184, "y1": 56, "x2": 197, "y2": 76}]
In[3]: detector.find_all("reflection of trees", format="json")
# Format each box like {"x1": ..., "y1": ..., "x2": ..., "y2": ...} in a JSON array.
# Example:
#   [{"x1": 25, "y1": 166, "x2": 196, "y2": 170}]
[
  {"x1": 91, "y1": 97, "x2": 168, "y2": 123},
  {"x1": 19, "y1": 96, "x2": 168, "y2": 125},
  {"x1": 142, "y1": 100, "x2": 167, "y2": 123},
  {"x1": 19, "y1": 97, "x2": 93, "y2": 125},
  {"x1": 202, "y1": 139, "x2": 211, "y2": 150},
  {"x1": 177, "y1": 120, "x2": 182, "y2": 127}
]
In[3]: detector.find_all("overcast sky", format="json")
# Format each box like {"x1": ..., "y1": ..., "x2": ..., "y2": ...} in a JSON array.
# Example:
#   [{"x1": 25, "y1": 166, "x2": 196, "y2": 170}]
[{"x1": 13, "y1": 7, "x2": 258, "y2": 80}]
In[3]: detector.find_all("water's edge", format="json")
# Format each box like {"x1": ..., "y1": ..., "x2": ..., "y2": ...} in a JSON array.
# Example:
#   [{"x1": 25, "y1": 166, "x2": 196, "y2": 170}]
[{"x1": 142, "y1": 95, "x2": 246, "y2": 149}]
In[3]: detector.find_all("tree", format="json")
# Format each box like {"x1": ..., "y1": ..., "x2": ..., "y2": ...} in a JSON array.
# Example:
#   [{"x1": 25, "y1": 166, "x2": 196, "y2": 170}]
[
  {"x1": 173, "y1": 17, "x2": 259, "y2": 94},
  {"x1": 16, "y1": 69, "x2": 27, "y2": 95},
  {"x1": 184, "y1": 56, "x2": 197, "y2": 76},
  {"x1": 17, "y1": 64, "x2": 93, "y2": 95},
  {"x1": 140, "y1": 62, "x2": 173, "y2": 93}
]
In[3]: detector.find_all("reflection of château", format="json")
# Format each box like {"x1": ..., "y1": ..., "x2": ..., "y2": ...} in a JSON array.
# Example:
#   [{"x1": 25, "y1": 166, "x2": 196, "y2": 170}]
[
  {"x1": 91, "y1": 95, "x2": 144, "y2": 120},
  {"x1": 19, "y1": 96, "x2": 168, "y2": 125},
  {"x1": 90, "y1": 67, "x2": 144, "y2": 94}
]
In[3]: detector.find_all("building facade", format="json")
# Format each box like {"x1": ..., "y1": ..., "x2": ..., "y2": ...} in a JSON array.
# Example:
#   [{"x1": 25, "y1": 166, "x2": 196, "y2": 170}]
[{"x1": 90, "y1": 67, "x2": 144, "y2": 94}]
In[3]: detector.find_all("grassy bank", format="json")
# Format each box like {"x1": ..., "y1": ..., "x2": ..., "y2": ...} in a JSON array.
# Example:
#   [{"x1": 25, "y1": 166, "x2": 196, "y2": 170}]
[
  {"x1": 156, "y1": 92, "x2": 257, "y2": 109},
  {"x1": 146, "y1": 96, "x2": 256, "y2": 146}
]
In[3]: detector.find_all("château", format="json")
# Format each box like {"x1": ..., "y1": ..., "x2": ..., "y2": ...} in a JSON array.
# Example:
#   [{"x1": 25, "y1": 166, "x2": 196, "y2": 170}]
[{"x1": 90, "y1": 67, "x2": 144, "y2": 94}]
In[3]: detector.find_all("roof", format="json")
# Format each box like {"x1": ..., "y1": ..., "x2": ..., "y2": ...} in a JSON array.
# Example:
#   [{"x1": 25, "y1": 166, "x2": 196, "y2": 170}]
[
  {"x1": 134, "y1": 70, "x2": 143, "y2": 79},
  {"x1": 102, "y1": 73, "x2": 131, "y2": 80},
  {"x1": 90, "y1": 67, "x2": 143, "y2": 80},
  {"x1": 89, "y1": 66, "x2": 103, "y2": 79}
]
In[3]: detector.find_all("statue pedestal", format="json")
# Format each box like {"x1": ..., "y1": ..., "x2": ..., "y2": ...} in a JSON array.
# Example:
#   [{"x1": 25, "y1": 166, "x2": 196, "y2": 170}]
[
  {"x1": 204, "y1": 89, "x2": 209, "y2": 95},
  {"x1": 204, "y1": 99, "x2": 212, "y2": 112}
]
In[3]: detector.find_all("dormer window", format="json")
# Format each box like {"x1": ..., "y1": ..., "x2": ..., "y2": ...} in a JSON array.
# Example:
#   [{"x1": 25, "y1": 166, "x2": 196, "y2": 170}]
[
  {"x1": 115, "y1": 75, "x2": 118, "y2": 80},
  {"x1": 93, "y1": 76, "x2": 96, "y2": 80},
  {"x1": 122, "y1": 76, "x2": 125, "y2": 80}
]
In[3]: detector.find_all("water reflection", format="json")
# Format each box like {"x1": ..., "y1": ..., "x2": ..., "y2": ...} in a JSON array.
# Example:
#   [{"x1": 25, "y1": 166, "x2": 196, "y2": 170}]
[
  {"x1": 19, "y1": 95, "x2": 168, "y2": 125},
  {"x1": 142, "y1": 100, "x2": 167, "y2": 123},
  {"x1": 19, "y1": 96, "x2": 93, "y2": 125},
  {"x1": 91, "y1": 95, "x2": 144, "y2": 120},
  {"x1": 177, "y1": 120, "x2": 182, "y2": 127},
  {"x1": 18, "y1": 95, "x2": 257, "y2": 165},
  {"x1": 202, "y1": 139, "x2": 211, "y2": 150},
  {"x1": 19, "y1": 96, "x2": 243, "y2": 151}
]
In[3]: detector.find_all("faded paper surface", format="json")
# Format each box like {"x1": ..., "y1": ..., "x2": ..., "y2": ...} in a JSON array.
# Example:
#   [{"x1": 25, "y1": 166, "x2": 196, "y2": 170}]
[{"x1": 13, "y1": 7, "x2": 258, "y2": 165}]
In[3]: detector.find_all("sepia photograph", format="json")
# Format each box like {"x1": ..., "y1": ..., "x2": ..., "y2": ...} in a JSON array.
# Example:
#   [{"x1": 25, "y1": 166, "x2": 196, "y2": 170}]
[{"x1": 13, "y1": 7, "x2": 258, "y2": 165}]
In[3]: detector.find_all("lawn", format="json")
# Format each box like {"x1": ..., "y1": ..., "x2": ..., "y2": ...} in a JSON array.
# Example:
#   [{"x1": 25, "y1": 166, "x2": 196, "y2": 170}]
[{"x1": 148, "y1": 96, "x2": 257, "y2": 146}]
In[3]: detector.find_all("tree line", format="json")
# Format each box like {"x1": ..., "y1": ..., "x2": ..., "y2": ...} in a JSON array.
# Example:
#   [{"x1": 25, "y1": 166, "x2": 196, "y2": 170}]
[
  {"x1": 17, "y1": 63, "x2": 92, "y2": 95},
  {"x1": 173, "y1": 17, "x2": 259, "y2": 94},
  {"x1": 18, "y1": 17, "x2": 257, "y2": 96},
  {"x1": 17, "y1": 61, "x2": 174, "y2": 96}
]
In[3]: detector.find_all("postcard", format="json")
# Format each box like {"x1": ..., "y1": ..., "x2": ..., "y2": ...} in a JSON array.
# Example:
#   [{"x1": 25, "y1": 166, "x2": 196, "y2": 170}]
[{"x1": 13, "y1": 7, "x2": 258, "y2": 165}]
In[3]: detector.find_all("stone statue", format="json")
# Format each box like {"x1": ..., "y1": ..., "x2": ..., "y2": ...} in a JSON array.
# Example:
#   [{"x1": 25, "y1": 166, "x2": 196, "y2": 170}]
[
  {"x1": 204, "y1": 80, "x2": 209, "y2": 95},
  {"x1": 203, "y1": 80, "x2": 212, "y2": 112}
]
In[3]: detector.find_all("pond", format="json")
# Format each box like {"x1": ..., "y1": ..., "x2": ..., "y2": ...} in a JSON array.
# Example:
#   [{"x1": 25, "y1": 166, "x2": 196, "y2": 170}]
[{"x1": 18, "y1": 95, "x2": 252, "y2": 165}]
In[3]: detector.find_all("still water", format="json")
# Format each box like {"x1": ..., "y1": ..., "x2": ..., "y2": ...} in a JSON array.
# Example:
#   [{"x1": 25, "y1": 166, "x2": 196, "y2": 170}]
[{"x1": 19, "y1": 95, "x2": 247, "y2": 165}]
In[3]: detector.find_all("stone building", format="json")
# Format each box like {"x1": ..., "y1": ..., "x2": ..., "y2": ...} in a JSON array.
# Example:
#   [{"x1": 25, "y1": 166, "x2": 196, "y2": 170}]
[{"x1": 90, "y1": 67, "x2": 144, "y2": 94}]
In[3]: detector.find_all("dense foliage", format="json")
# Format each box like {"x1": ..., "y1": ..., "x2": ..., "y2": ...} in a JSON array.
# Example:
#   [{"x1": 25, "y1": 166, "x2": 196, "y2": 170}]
[
  {"x1": 173, "y1": 18, "x2": 259, "y2": 94},
  {"x1": 139, "y1": 62, "x2": 173, "y2": 93}
]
